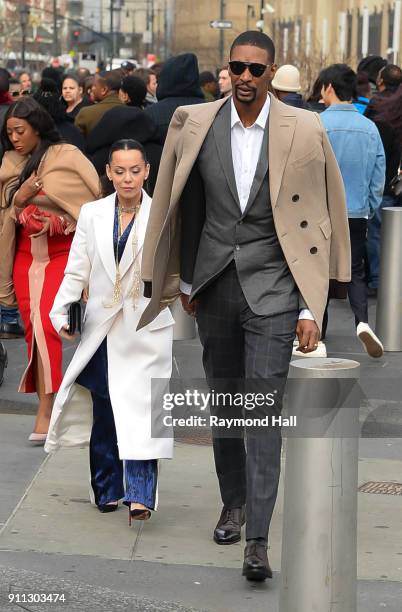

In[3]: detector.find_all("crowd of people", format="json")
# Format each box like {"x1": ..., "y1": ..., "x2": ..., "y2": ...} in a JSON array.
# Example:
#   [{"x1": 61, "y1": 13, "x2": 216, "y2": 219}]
[{"x1": 0, "y1": 30, "x2": 401, "y2": 582}]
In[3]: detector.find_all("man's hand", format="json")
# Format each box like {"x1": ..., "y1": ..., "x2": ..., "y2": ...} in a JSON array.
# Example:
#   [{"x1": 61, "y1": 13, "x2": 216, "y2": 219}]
[
  {"x1": 59, "y1": 325, "x2": 76, "y2": 341},
  {"x1": 296, "y1": 319, "x2": 320, "y2": 354},
  {"x1": 180, "y1": 293, "x2": 197, "y2": 317}
]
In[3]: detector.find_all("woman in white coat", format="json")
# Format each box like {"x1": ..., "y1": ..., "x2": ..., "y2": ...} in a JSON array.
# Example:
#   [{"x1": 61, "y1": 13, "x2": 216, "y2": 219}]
[{"x1": 46, "y1": 139, "x2": 174, "y2": 524}]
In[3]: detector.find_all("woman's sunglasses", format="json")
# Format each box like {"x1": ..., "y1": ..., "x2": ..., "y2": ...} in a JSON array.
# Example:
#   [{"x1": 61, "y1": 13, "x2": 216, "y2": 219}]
[{"x1": 228, "y1": 61, "x2": 270, "y2": 78}]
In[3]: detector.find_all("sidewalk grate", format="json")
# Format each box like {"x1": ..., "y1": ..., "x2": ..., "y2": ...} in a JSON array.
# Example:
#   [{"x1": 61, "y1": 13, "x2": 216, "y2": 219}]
[{"x1": 359, "y1": 481, "x2": 402, "y2": 495}]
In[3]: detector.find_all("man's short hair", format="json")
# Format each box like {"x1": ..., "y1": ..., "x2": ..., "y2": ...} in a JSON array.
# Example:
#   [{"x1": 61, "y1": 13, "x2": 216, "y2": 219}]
[
  {"x1": 230, "y1": 31, "x2": 275, "y2": 63},
  {"x1": 199, "y1": 71, "x2": 216, "y2": 86},
  {"x1": 98, "y1": 70, "x2": 122, "y2": 92},
  {"x1": 133, "y1": 67, "x2": 154, "y2": 85},
  {"x1": 320, "y1": 64, "x2": 357, "y2": 101},
  {"x1": 380, "y1": 64, "x2": 402, "y2": 89}
]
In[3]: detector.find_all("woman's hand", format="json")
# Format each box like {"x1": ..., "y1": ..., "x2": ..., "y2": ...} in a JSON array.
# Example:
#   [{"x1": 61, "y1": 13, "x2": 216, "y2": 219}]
[
  {"x1": 63, "y1": 214, "x2": 76, "y2": 235},
  {"x1": 14, "y1": 172, "x2": 43, "y2": 208},
  {"x1": 29, "y1": 214, "x2": 51, "y2": 238},
  {"x1": 59, "y1": 325, "x2": 76, "y2": 341}
]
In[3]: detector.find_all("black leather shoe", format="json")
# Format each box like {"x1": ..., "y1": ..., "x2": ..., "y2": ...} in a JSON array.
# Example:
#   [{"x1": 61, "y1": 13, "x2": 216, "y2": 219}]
[
  {"x1": 0, "y1": 342, "x2": 7, "y2": 386},
  {"x1": 242, "y1": 542, "x2": 272, "y2": 581},
  {"x1": 213, "y1": 506, "x2": 245, "y2": 545},
  {"x1": 0, "y1": 321, "x2": 24, "y2": 339}
]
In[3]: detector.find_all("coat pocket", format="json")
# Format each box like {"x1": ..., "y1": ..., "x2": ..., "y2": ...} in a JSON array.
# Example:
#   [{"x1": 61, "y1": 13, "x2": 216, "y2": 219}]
[
  {"x1": 319, "y1": 216, "x2": 332, "y2": 239},
  {"x1": 292, "y1": 146, "x2": 320, "y2": 169},
  {"x1": 147, "y1": 307, "x2": 175, "y2": 331}
]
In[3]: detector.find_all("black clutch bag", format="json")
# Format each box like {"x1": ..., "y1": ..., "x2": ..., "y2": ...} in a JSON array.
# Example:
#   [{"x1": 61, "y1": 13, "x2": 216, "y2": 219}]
[{"x1": 68, "y1": 301, "x2": 82, "y2": 335}]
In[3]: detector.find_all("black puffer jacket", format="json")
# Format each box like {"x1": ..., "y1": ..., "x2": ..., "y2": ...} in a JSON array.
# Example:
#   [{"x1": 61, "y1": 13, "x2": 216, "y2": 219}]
[
  {"x1": 144, "y1": 53, "x2": 205, "y2": 145},
  {"x1": 85, "y1": 105, "x2": 162, "y2": 195}
]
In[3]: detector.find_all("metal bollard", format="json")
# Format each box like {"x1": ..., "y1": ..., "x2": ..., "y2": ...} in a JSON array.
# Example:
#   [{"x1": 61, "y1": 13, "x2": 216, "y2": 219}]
[
  {"x1": 280, "y1": 358, "x2": 360, "y2": 612},
  {"x1": 376, "y1": 207, "x2": 402, "y2": 351},
  {"x1": 170, "y1": 300, "x2": 196, "y2": 341}
]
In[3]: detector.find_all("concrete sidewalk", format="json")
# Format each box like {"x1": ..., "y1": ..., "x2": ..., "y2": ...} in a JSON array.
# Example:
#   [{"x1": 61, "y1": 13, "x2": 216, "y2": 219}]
[{"x1": 0, "y1": 298, "x2": 402, "y2": 611}]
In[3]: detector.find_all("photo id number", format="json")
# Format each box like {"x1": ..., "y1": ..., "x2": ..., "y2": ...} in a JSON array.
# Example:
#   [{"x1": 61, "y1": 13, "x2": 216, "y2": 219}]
[{"x1": 8, "y1": 593, "x2": 66, "y2": 603}]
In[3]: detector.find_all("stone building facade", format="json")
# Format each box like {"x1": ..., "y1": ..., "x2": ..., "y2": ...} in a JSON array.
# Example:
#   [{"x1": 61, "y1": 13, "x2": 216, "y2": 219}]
[{"x1": 172, "y1": 0, "x2": 402, "y2": 72}]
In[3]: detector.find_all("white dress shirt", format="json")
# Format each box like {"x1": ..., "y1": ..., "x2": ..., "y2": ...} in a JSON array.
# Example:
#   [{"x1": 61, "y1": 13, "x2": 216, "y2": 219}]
[
  {"x1": 180, "y1": 97, "x2": 314, "y2": 322},
  {"x1": 231, "y1": 96, "x2": 270, "y2": 213}
]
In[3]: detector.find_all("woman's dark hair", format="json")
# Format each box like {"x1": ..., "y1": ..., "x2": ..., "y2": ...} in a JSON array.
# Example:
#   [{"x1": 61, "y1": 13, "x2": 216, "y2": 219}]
[
  {"x1": 62, "y1": 73, "x2": 84, "y2": 89},
  {"x1": 373, "y1": 84, "x2": 402, "y2": 140},
  {"x1": 33, "y1": 78, "x2": 67, "y2": 123},
  {"x1": 107, "y1": 139, "x2": 148, "y2": 165},
  {"x1": 120, "y1": 76, "x2": 147, "y2": 107},
  {"x1": 356, "y1": 71, "x2": 371, "y2": 99},
  {"x1": 307, "y1": 76, "x2": 323, "y2": 103},
  {"x1": 1, "y1": 97, "x2": 62, "y2": 207}
]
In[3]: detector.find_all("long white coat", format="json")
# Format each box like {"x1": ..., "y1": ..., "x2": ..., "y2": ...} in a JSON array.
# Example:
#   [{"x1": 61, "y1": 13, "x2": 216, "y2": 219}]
[{"x1": 45, "y1": 191, "x2": 174, "y2": 460}]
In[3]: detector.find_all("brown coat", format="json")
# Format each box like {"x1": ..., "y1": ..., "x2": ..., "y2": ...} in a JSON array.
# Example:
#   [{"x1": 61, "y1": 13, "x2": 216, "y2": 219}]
[
  {"x1": 74, "y1": 93, "x2": 123, "y2": 136},
  {"x1": 139, "y1": 94, "x2": 351, "y2": 331},
  {"x1": 0, "y1": 143, "x2": 100, "y2": 307}
]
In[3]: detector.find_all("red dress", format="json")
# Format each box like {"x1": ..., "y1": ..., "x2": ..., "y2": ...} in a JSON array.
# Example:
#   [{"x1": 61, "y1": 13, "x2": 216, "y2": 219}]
[{"x1": 13, "y1": 199, "x2": 73, "y2": 394}]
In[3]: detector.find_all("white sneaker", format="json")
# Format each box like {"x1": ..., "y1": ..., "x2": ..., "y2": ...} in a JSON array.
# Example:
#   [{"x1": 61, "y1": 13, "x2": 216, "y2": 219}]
[
  {"x1": 356, "y1": 323, "x2": 384, "y2": 358},
  {"x1": 292, "y1": 340, "x2": 327, "y2": 358}
]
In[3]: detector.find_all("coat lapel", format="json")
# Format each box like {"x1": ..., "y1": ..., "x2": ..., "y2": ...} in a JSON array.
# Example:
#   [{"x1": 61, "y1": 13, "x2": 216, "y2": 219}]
[
  {"x1": 94, "y1": 193, "x2": 116, "y2": 284},
  {"x1": 212, "y1": 101, "x2": 240, "y2": 208},
  {"x1": 119, "y1": 189, "x2": 151, "y2": 279},
  {"x1": 268, "y1": 95, "x2": 297, "y2": 208},
  {"x1": 169, "y1": 98, "x2": 229, "y2": 212}
]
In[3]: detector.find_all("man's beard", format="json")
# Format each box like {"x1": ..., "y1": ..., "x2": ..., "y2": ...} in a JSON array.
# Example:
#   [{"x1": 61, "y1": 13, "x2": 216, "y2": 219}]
[{"x1": 234, "y1": 86, "x2": 257, "y2": 104}]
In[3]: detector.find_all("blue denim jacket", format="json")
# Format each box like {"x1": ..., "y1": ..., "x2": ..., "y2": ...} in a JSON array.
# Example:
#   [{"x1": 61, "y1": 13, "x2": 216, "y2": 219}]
[{"x1": 320, "y1": 104, "x2": 385, "y2": 218}]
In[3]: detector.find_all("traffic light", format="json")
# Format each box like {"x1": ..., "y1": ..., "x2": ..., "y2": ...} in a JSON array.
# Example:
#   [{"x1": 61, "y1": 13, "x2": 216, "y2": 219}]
[{"x1": 73, "y1": 30, "x2": 80, "y2": 39}]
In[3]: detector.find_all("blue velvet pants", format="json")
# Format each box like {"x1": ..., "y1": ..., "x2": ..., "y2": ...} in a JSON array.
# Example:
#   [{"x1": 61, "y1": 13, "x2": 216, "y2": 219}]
[{"x1": 89, "y1": 392, "x2": 157, "y2": 509}]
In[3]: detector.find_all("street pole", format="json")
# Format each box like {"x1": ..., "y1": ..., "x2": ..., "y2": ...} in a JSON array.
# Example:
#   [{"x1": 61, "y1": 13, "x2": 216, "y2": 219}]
[
  {"x1": 280, "y1": 358, "x2": 360, "y2": 612},
  {"x1": 259, "y1": 0, "x2": 264, "y2": 31},
  {"x1": 53, "y1": 0, "x2": 58, "y2": 57},
  {"x1": 375, "y1": 207, "x2": 402, "y2": 350},
  {"x1": 109, "y1": 0, "x2": 114, "y2": 68},
  {"x1": 19, "y1": 4, "x2": 30, "y2": 69},
  {"x1": 219, "y1": 0, "x2": 225, "y2": 67},
  {"x1": 163, "y1": 0, "x2": 168, "y2": 59}
]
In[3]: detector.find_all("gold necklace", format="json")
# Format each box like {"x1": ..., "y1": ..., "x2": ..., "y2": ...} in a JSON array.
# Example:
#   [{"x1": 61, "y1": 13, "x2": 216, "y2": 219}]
[{"x1": 104, "y1": 201, "x2": 142, "y2": 308}]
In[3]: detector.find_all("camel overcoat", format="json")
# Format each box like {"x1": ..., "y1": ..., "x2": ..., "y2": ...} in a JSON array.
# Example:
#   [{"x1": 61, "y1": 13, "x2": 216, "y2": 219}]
[{"x1": 138, "y1": 94, "x2": 351, "y2": 331}]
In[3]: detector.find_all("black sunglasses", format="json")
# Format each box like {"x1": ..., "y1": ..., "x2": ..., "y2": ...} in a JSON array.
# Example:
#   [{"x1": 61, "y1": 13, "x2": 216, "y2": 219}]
[
  {"x1": 11, "y1": 90, "x2": 31, "y2": 97},
  {"x1": 229, "y1": 61, "x2": 269, "y2": 78}
]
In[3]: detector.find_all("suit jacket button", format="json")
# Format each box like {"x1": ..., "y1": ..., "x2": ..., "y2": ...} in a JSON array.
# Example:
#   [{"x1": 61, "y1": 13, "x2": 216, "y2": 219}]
[
  {"x1": 292, "y1": 194, "x2": 300, "y2": 202},
  {"x1": 300, "y1": 220, "x2": 308, "y2": 228},
  {"x1": 310, "y1": 246, "x2": 318, "y2": 254}
]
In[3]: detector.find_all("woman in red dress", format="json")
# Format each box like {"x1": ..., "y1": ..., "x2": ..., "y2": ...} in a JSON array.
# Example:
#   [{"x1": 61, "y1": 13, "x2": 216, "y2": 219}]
[{"x1": 0, "y1": 98, "x2": 100, "y2": 441}]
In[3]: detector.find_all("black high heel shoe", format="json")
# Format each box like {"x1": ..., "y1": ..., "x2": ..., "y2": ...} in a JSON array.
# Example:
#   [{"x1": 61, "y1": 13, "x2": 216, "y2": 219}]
[
  {"x1": 128, "y1": 506, "x2": 151, "y2": 525},
  {"x1": 97, "y1": 503, "x2": 118, "y2": 513}
]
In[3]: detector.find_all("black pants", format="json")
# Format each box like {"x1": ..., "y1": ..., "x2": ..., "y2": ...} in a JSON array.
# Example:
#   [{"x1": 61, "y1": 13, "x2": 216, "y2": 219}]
[
  {"x1": 322, "y1": 218, "x2": 368, "y2": 338},
  {"x1": 196, "y1": 263, "x2": 298, "y2": 540}
]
